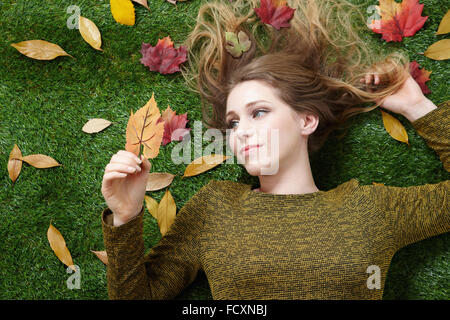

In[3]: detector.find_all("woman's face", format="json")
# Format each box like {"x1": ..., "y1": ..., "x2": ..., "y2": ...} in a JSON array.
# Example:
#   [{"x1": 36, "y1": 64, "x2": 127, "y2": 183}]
[{"x1": 225, "y1": 80, "x2": 317, "y2": 176}]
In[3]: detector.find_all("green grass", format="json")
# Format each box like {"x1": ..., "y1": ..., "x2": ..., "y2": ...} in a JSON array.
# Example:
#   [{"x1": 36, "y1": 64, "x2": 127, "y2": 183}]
[{"x1": 0, "y1": 0, "x2": 448, "y2": 299}]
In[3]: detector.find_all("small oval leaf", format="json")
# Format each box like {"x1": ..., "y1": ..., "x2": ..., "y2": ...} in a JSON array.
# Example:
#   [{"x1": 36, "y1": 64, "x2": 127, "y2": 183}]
[
  {"x1": 144, "y1": 195, "x2": 159, "y2": 220},
  {"x1": 47, "y1": 223, "x2": 75, "y2": 271},
  {"x1": 82, "y1": 118, "x2": 112, "y2": 133},
  {"x1": 380, "y1": 109, "x2": 409, "y2": 145},
  {"x1": 183, "y1": 154, "x2": 230, "y2": 178},
  {"x1": 424, "y1": 39, "x2": 450, "y2": 60},
  {"x1": 11, "y1": 40, "x2": 73, "y2": 60},
  {"x1": 157, "y1": 189, "x2": 176, "y2": 236},
  {"x1": 8, "y1": 144, "x2": 22, "y2": 183},
  {"x1": 436, "y1": 10, "x2": 450, "y2": 35},
  {"x1": 18, "y1": 154, "x2": 61, "y2": 168},
  {"x1": 91, "y1": 250, "x2": 108, "y2": 265},
  {"x1": 146, "y1": 172, "x2": 176, "y2": 191},
  {"x1": 79, "y1": 16, "x2": 102, "y2": 51}
]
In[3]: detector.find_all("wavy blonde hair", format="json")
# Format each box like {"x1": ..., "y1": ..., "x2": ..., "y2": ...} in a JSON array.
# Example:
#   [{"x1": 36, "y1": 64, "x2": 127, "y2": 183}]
[{"x1": 180, "y1": 0, "x2": 411, "y2": 155}]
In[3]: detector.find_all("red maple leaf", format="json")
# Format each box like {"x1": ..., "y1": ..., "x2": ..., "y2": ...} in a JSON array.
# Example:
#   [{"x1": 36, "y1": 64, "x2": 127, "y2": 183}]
[
  {"x1": 368, "y1": 0, "x2": 428, "y2": 42},
  {"x1": 254, "y1": 0, "x2": 295, "y2": 30},
  {"x1": 409, "y1": 60, "x2": 431, "y2": 94},
  {"x1": 140, "y1": 36, "x2": 188, "y2": 74},
  {"x1": 157, "y1": 106, "x2": 191, "y2": 146}
]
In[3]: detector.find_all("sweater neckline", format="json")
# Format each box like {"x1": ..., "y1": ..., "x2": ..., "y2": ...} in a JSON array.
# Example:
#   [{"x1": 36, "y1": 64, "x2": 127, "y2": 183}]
[{"x1": 243, "y1": 184, "x2": 326, "y2": 199}]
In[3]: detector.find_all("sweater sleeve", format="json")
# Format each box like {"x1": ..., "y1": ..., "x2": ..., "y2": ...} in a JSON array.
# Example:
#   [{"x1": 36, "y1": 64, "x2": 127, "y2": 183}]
[
  {"x1": 356, "y1": 100, "x2": 449, "y2": 250},
  {"x1": 100, "y1": 180, "x2": 215, "y2": 299}
]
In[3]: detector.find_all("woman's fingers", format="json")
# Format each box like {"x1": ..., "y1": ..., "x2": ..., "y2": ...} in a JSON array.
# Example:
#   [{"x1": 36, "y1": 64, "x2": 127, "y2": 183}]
[
  {"x1": 360, "y1": 73, "x2": 380, "y2": 85},
  {"x1": 116, "y1": 150, "x2": 142, "y2": 165},
  {"x1": 105, "y1": 162, "x2": 141, "y2": 174},
  {"x1": 111, "y1": 154, "x2": 142, "y2": 170}
]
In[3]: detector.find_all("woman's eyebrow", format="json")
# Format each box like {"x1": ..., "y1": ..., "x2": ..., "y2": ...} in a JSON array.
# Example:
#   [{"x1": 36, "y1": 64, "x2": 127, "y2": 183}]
[{"x1": 226, "y1": 99, "x2": 270, "y2": 118}]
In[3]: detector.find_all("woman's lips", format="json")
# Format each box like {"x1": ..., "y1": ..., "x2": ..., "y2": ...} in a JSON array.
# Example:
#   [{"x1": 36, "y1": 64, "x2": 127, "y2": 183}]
[{"x1": 241, "y1": 144, "x2": 261, "y2": 156}]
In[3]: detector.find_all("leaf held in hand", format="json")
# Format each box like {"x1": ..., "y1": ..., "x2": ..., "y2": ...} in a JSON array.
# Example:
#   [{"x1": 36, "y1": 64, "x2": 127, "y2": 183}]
[
  {"x1": 146, "y1": 172, "x2": 176, "y2": 191},
  {"x1": 225, "y1": 31, "x2": 251, "y2": 58},
  {"x1": 8, "y1": 144, "x2": 22, "y2": 183},
  {"x1": 436, "y1": 10, "x2": 450, "y2": 35},
  {"x1": 125, "y1": 92, "x2": 165, "y2": 159},
  {"x1": 82, "y1": 118, "x2": 112, "y2": 133},
  {"x1": 380, "y1": 109, "x2": 409, "y2": 145},
  {"x1": 47, "y1": 223, "x2": 76, "y2": 271},
  {"x1": 159, "y1": 105, "x2": 191, "y2": 145},
  {"x1": 254, "y1": 0, "x2": 296, "y2": 30},
  {"x1": 424, "y1": 39, "x2": 450, "y2": 61},
  {"x1": 110, "y1": 0, "x2": 135, "y2": 26},
  {"x1": 140, "y1": 36, "x2": 188, "y2": 74},
  {"x1": 13, "y1": 154, "x2": 61, "y2": 168},
  {"x1": 79, "y1": 16, "x2": 103, "y2": 51},
  {"x1": 91, "y1": 250, "x2": 108, "y2": 265},
  {"x1": 368, "y1": 0, "x2": 428, "y2": 42},
  {"x1": 11, "y1": 40, "x2": 73, "y2": 60},
  {"x1": 183, "y1": 154, "x2": 231, "y2": 178},
  {"x1": 408, "y1": 60, "x2": 431, "y2": 94},
  {"x1": 157, "y1": 189, "x2": 176, "y2": 236}
]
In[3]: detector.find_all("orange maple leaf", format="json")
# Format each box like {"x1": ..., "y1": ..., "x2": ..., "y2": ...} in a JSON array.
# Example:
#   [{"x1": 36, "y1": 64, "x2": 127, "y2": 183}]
[{"x1": 368, "y1": 0, "x2": 428, "y2": 42}]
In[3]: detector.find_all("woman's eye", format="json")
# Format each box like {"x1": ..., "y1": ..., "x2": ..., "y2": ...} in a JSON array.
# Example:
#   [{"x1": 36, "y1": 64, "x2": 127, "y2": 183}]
[{"x1": 227, "y1": 109, "x2": 268, "y2": 129}]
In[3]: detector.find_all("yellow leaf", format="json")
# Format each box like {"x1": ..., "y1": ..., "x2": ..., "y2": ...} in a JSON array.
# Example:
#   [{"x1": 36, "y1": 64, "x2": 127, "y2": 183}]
[
  {"x1": 79, "y1": 16, "x2": 102, "y2": 51},
  {"x1": 13, "y1": 154, "x2": 61, "y2": 168},
  {"x1": 110, "y1": 0, "x2": 135, "y2": 26},
  {"x1": 372, "y1": 182, "x2": 385, "y2": 186},
  {"x1": 146, "y1": 172, "x2": 176, "y2": 191},
  {"x1": 380, "y1": 109, "x2": 409, "y2": 145},
  {"x1": 91, "y1": 250, "x2": 108, "y2": 265},
  {"x1": 11, "y1": 40, "x2": 73, "y2": 60},
  {"x1": 125, "y1": 93, "x2": 165, "y2": 159},
  {"x1": 47, "y1": 223, "x2": 75, "y2": 271},
  {"x1": 424, "y1": 39, "x2": 450, "y2": 60},
  {"x1": 182, "y1": 154, "x2": 231, "y2": 178},
  {"x1": 145, "y1": 195, "x2": 159, "y2": 220},
  {"x1": 436, "y1": 10, "x2": 450, "y2": 35},
  {"x1": 157, "y1": 189, "x2": 176, "y2": 236},
  {"x1": 8, "y1": 144, "x2": 22, "y2": 183},
  {"x1": 82, "y1": 118, "x2": 112, "y2": 133}
]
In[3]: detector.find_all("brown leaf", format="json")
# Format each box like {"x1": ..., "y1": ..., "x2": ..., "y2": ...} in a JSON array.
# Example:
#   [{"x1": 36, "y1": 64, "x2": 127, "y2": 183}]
[
  {"x1": 182, "y1": 154, "x2": 231, "y2": 178},
  {"x1": 132, "y1": 0, "x2": 150, "y2": 10},
  {"x1": 380, "y1": 109, "x2": 409, "y2": 145},
  {"x1": 12, "y1": 154, "x2": 61, "y2": 168},
  {"x1": 436, "y1": 10, "x2": 450, "y2": 35},
  {"x1": 146, "y1": 172, "x2": 176, "y2": 191},
  {"x1": 8, "y1": 144, "x2": 22, "y2": 183},
  {"x1": 47, "y1": 223, "x2": 76, "y2": 271},
  {"x1": 91, "y1": 250, "x2": 108, "y2": 265},
  {"x1": 157, "y1": 189, "x2": 176, "y2": 236},
  {"x1": 424, "y1": 39, "x2": 450, "y2": 61},
  {"x1": 11, "y1": 40, "x2": 73, "y2": 60},
  {"x1": 125, "y1": 93, "x2": 165, "y2": 159},
  {"x1": 144, "y1": 195, "x2": 159, "y2": 220},
  {"x1": 372, "y1": 182, "x2": 385, "y2": 186},
  {"x1": 79, "y1": 16, "x2": 102, "y2": 51},
  {"x1": 82, "y1": 118, "x2": 112, "y2": 133}
]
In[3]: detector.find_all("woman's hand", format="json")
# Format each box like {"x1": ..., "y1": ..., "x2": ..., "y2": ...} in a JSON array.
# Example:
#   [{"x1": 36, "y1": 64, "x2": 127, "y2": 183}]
[
  {"x1": 361, "y1": 73, "x2": 437, "y2": 122},
  {"x1": 101, "y1": 150, "x2": 151, "y2": 226}
]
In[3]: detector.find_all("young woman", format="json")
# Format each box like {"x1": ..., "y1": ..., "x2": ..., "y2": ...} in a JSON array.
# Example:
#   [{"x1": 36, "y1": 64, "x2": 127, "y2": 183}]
[{"x1": 100, "y1": 0, "x2": 449, "y2": 299}]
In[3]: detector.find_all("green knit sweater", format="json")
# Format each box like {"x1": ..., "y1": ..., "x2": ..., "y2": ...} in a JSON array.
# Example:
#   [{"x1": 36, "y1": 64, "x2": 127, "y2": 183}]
[{"x1": 101, "y1": 100, "x2": 449, "y2": 300}]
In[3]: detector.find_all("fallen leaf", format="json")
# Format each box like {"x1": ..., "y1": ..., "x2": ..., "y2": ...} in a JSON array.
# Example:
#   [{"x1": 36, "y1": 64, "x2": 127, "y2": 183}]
[
  {"x1": 424, "y1": 39, "x2": 450, "y2": 60},
  {"x1": 380, "y1": 109, "x2": 409, "y2": 145},
  {"x1": 182, "y1": 154, "x2": 231, "y2": 178},
  {"x1": 82, "y1": 118, "x2": 112, "y2": 133},
  {"x1": 140, "y1": 36, "x2": 188, "y2": 74},
  {"x1": 91, "y1": 250, "x2": 108, "y2": 265},
  {"x1": 372, "y1": 182, "x2": 385, "y2": 186},
  {"x1": 79, "y1": 16, "x2": 102, "y2": 51},
  {"x1": 125, "y1": 93, "x2": 165, "y2": 159},
  {"x1": 409, "y1": 60, "x2": 431, "y2": 94},
  {"x1": 368, "y1": 0, "x2": 428, "y2": 42},
  {"x1": 11, "y1": 40, "x2": 73, "y2": 60},
  {"x1": 146, "y1": 172, "x2": 176, "y2": 191},
  {"x1": 159, "y1": 105, "x2": 191, "y2": 145},
  {"x1": 12, "y1": 154, "x2": 61, "y2": 168},
  {"x1": 157, "y1": 189, "x2": 176, "y2": 236},
  {"x1": 144, "y1": 195, "x2": 159, "y2": 219},
  {"x1": 8, "y1": 144, "x2": 22, "y2": 183},
  {"x1": 436, "y1": 10, "x2": 450, "y2": 35},
  {"x1": 110, "y1": 0, "x2": 135, "y2": 26},
  {"x1": 47, "y1": 223, "x2": 76, "y2": 271},
  {"x1": 225, "y1": 30, "x2": 251, "y2": 58},
  {"x1": 254, "y1": 0, "x2": 296, "y2": 30},
  {"x1": 132, "y1": 0, "x2": 150, "y2": 10}
]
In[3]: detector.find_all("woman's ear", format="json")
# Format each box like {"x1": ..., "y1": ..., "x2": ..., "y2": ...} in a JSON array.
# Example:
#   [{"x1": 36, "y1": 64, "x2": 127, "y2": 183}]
[{"x1": 296, "y1": 111, "x2": 319, "y2": 136}]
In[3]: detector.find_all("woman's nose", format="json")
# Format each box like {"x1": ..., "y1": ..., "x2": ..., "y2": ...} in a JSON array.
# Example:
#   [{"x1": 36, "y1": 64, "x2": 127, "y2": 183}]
[{"x1": 235, "y1": 118, "x2": 255, "y2": 141}]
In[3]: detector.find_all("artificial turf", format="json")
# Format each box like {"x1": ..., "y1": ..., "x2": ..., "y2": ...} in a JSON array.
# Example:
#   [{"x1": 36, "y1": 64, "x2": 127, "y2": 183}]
[{"x1": 0, "y1": 0, "x2": 448, "y2": 299}]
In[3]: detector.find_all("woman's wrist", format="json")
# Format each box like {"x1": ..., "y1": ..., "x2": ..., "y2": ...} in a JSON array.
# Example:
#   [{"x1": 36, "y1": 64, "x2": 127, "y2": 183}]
[
  {"x1": 402, "y1": 97, "x2": 437, "y2": 123},
  {"x1": 112, "y1": 204, "x2": 144, "y2": 227}
]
